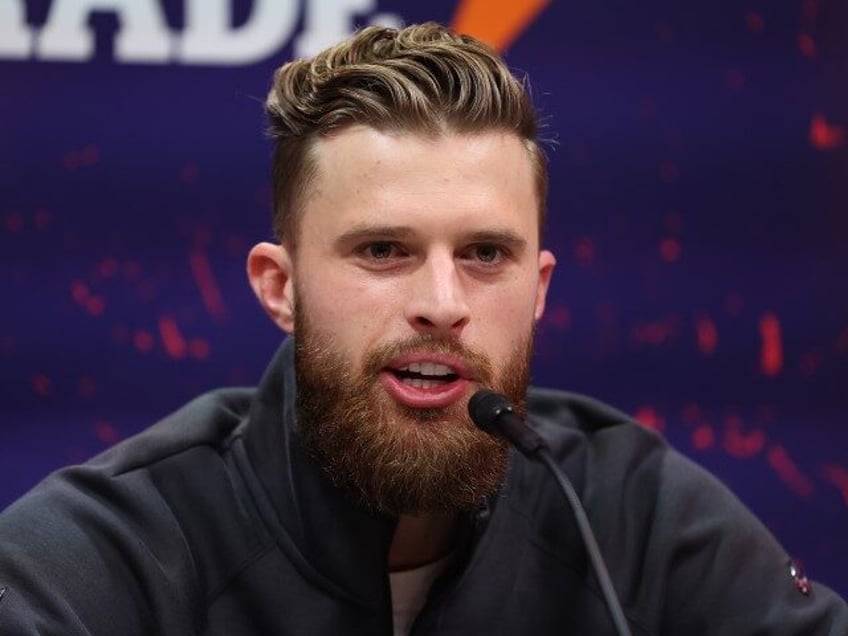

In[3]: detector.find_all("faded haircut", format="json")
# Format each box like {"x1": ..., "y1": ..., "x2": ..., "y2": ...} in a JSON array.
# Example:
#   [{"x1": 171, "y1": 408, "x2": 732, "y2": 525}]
[{"x1": 264, "y1": 22, "x2": 547, "y2": 245}]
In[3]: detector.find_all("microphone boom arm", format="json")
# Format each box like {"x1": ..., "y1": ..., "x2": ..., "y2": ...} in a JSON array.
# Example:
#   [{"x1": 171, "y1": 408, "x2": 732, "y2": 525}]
[{"x1": 468, "y1": 390, "x2": 633, "y2": 636}]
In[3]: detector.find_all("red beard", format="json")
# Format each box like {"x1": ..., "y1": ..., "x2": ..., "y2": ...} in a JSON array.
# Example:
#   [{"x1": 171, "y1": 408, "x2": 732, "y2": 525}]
[{"x1": 293, "y1": 313, "x2": 533, "y2": 515}]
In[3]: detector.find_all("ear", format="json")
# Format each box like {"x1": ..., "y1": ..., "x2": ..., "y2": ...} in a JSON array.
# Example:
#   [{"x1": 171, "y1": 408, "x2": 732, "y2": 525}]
[
  {"x1": 247, "y1": 242, "x2": 295, "y2": 334},
  {"x1": 534, "y1": 249, "x2": 556, "y2": 321}
]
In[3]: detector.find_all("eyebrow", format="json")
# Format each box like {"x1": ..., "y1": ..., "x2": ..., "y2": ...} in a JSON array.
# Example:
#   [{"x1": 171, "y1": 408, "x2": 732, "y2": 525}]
[
  {"x1": 334, "y1": 224, "x2": 528, "y2": 251},
  {"x1": 465, "y1": 230, "x2": 527, "y2": 251},
  {"x1": 335, "y1": 225, "x2": 416, "y2": 247}
]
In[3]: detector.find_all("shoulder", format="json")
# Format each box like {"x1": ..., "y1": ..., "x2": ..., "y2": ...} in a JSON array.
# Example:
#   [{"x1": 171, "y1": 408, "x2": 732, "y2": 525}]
[
  {"x1": 85, "y1": 386, "x2": 255, "y2": 476},
  {"x1": 1, "y1": 386, "x2": 257, "y2": 527},
  {"x1": 526, "y1": 386, "x2": 669, "y2": 484},
  {"x1": 524, "y1": 386, "x2": 786, "y2": 560},
  {"x1": 0, "y1": 387, "x2": 264, "y2": 634},
  {"x1": 524, "y1": 386, "x2": 848, "y2": 634}
]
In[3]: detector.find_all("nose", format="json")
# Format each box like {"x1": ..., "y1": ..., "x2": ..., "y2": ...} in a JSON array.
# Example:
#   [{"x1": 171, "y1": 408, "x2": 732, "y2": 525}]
[{"x1": 404, "y1": 251, "x2": 470, "y2": 338}]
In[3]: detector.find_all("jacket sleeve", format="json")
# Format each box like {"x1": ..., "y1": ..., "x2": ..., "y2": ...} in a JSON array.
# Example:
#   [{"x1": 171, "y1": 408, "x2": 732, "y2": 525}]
[
  {"x1": 647, "y1": 449, "x2": 848, "y2": 635},
  {"x1": 0, "y1": 465, "x2": 200, "y2": 635}
]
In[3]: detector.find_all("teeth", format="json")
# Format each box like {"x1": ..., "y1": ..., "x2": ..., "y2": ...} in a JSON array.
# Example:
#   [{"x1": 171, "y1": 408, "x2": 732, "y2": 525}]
[
  {"x1": 398, "y1": 362, "x2": 453, "y2": 377},
  {"x1": 401, "y1": 377, "x2": 443, "y2": 389}
]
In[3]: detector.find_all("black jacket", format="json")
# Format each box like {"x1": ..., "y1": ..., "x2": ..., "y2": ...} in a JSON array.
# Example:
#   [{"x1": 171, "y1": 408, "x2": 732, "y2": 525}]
[{"x1": 1, "y1": 339, "x2": 846, "y2": 634}]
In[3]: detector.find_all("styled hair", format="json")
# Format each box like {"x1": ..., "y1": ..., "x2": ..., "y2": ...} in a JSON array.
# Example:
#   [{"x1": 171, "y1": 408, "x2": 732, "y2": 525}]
[{"x1": 264, "y1": 22, "x2": 546, "y2": 244}]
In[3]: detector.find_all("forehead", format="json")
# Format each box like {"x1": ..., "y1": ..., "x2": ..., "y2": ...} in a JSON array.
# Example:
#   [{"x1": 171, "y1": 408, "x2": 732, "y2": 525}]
[{"x1": 300, "y1": 126, "x2": 540, "y2": 243}]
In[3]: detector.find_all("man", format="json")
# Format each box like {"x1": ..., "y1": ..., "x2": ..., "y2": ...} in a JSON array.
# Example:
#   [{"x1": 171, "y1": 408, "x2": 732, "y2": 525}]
[{"x1": 0, "y1": 23, "x2": 845, "y2": 635}]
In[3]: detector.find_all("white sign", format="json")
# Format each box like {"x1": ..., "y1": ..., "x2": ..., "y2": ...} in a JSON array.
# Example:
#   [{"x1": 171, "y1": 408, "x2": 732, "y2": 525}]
[{"x1": 0, "y1": 0, "x2": 402, "y2": 65}]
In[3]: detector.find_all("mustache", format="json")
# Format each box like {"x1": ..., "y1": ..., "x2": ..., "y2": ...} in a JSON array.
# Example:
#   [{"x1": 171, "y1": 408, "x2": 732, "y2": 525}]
[{"x1": 362, "y1": 334, "x2": 494, "y2": 385}]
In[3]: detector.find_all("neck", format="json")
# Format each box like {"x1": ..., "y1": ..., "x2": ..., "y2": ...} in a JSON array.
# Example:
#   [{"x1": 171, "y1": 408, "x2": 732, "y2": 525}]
[{"x1": 388, "y1": 512, "x2": 459, "y2": 571}]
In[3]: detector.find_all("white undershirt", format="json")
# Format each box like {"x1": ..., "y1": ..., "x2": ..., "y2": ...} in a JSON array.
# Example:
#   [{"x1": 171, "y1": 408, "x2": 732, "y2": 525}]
[{"x1": 389, "y1": 554, "x2": 453, "y2": 636}]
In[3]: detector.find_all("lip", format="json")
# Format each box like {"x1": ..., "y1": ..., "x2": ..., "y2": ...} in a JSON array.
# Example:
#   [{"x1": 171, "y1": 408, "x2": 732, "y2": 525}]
[
  {"x1": 379, "y1": 371, "x2": 472, "y2": 409},
  {"x1": 379, "y1": 352, "x2": 476, "y2": 409}
]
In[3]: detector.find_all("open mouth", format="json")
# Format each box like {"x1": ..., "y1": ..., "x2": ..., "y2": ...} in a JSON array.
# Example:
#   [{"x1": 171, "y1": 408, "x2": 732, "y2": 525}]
[
  {"x1": 390, "y1": 362, "x2": 460, "y2": 389},
  {"x1": 380, "y1": 353, "x2": 474, "y2": 408}
]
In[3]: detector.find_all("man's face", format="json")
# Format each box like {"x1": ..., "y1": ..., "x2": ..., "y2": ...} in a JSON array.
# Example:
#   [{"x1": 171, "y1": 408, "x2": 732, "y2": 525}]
[{"x1": 283, "y1": 126, "x2": 555, "y2": 514}]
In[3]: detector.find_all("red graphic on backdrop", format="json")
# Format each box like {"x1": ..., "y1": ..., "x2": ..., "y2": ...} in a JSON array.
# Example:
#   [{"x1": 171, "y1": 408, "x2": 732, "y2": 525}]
[
  {"x1": 821, "y1": 464, "x2": 848, "y2": 506},
  {"x1": 93, "y1": 421, "x2": 120, "y2": 445},
  {"x1": 746, "y1": 12, "x2": 765, "y2": 34},
  {"x1": 659, "y1": 237, "x2": 681, "y2": 262},
  {"x1": 809, "y1": 114, "x2": 844, "y2": 150},
  {"x1": 759, "y1": 313, "x2": 783, "y2": 377},
  {"x1": 692, "y1": 424, "x2": 716, "y2": 451},
  {"x1": 133, "y1": 329, "x2": 155, "y2": 354},
  {"x1": 64, "y1": 144, "x2": 100, "y2": 171},
  {"x1": 6, "y1": 212, "x2": 24, "y2": 233},
  {"x1": 634, "y1": 406, "x2": 664, "y2": 432},
  {"x1": 158, "y1": 315, "x2": 187, "y2": 359},
  {"x1": 189, "y1": 248, "x2": 228, "y2": 322},
  {"x1": 695, "y1": 315, "x2": 718, "y2": 356},
  {"x1": 798, "y1": 33, "x2": 816, "y2": 58},
  {"x1": 768, "y1": 445, "x2": 815, "y2": 499},
  {"x1": 723, "y1": 415, "x2": 766, "y2": 459}
]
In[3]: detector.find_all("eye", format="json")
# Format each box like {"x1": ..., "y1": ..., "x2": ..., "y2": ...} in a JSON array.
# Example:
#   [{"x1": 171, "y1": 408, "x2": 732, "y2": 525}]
[
  {"x1": 355, "y1": 241, "x2": 409, "y2": 268},
  {"x1": 473, "y1": 244, "x2": 502, "y2": 263},
  {"x1": 463, "y1": 243, "x2": 508, "y2": 267},
  {"x1": 364, "y1": 242, "x2": 396, "y2": 260}
]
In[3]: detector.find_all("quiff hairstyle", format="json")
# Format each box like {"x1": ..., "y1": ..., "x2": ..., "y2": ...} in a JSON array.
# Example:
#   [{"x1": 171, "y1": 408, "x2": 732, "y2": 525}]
[{"x1": 265, "y1": 22, "x2": 546, "y2": 245}]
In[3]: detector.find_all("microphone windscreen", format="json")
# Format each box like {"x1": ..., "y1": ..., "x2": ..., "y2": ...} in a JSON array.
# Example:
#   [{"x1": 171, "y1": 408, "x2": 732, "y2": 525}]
[{"x1": 468, "y1": 389, "x2": 514, "y2": 432}]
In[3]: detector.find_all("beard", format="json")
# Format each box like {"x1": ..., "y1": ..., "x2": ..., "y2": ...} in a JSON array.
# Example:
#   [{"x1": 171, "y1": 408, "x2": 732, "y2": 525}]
[{"x1": 293, "y1": 306, "x2": 535, "y2": 516}]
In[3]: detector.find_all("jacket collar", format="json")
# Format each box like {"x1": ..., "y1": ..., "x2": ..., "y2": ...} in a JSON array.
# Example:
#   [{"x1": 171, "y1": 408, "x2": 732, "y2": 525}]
[
  {"x1": 241, "y1": 337, "x2": 397, "y2": 608},
  {"x1": 237, "y1": 339, "x2": 573, "y2": 608}
]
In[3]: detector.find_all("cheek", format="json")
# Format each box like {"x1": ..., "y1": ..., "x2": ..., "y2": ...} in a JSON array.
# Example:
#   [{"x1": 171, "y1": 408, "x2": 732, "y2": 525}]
[
  {"x1": 472, "y1": 282, "x2": 539, "y2": 351},
  {"x1": 295, "y1": 267, "x2": 398, "y2": 343},
  {"x1": 483, "y1": 272, "x2": 540, "y2": 322}
]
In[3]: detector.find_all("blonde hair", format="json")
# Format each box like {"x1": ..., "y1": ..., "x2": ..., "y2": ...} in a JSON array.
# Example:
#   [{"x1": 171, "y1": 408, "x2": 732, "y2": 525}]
[{"x1": 265, "y1": 22, "x2": 546, "y2": 244}]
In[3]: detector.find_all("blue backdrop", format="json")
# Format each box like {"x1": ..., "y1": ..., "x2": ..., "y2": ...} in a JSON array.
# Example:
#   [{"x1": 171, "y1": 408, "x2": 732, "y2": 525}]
[{"x1": 2, "y1": 0, "x2": 846, "y2": 596}]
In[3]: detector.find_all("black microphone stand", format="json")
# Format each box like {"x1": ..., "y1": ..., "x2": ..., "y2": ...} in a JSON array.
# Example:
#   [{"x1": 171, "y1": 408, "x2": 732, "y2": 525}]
[{"x1": 469, "y1": 390, "x2": 633, "y2": 636}]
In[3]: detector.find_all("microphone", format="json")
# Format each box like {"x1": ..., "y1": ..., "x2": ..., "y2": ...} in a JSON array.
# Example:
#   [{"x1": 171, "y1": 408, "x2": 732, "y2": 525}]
[
  {"x1": 467, "y1": 389, "x2": 546, "y2": 455},
  {"x1": 468, "y1": 390, "x2": 633, "y2": 636}
]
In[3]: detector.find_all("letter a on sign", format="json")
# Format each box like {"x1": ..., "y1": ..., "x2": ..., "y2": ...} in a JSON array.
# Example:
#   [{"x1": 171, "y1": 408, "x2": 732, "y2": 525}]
[{"x1": 36, "y1": 0, "x2": 172, "y2": 62}]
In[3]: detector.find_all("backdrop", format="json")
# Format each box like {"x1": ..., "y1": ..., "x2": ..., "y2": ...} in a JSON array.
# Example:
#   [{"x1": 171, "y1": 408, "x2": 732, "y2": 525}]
[{"x1": 2, "y1": 0, "x2": 846, "y2": 597}]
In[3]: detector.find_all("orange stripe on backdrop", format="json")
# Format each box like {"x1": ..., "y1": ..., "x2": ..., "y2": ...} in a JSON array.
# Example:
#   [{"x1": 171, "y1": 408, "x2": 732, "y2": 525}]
[{"x1": 451, "y1": 0, "x2": 551, "y2": 52}]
